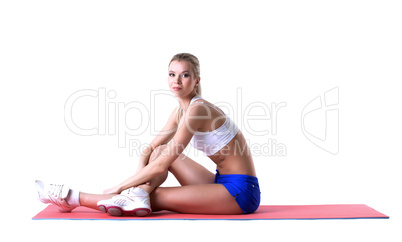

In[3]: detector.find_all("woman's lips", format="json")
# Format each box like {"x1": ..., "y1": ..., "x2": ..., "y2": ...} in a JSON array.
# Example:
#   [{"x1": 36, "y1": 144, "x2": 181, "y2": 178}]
[{"x1": 173, "y1": 87, "x2": 182, "y2": 91}]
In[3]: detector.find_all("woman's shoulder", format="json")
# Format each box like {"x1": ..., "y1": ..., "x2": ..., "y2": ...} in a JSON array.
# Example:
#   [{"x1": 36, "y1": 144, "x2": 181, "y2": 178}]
[
  {"x1": 186, "y1": 101, "x2": 210, "y2": 116},
  {"x1": 190, "y1": 97, "x2": 214, "y2": 108},
  {"x1": 189, "y1": 97, "x2": 225, "y2": 116}
]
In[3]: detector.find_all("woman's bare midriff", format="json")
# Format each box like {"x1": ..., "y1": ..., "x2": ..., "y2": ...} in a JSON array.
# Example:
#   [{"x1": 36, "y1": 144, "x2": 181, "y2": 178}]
[
  {"x1": 208, "y1": 130, "x2": 256, "y2": 177},
  {"x1": 187, "y1": 99, "x2": 256, "y2": 177}
]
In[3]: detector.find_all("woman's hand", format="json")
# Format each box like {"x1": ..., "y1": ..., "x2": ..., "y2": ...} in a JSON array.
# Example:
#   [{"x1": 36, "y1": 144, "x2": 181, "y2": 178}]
[
  {"x1": 103, "y1": 182, "x2": 151, "y2": 195},
  {"x1": 103, "y1": 186, "x2": 122, "y2": 195}
]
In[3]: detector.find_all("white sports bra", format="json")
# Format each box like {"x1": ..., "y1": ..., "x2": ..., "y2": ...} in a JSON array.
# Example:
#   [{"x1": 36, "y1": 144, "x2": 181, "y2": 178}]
[{"x1": 188, "y1": 96, "x2": 239, "y2": 156}]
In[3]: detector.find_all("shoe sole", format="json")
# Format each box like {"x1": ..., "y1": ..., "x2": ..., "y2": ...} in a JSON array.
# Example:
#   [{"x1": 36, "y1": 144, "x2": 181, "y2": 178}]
[{"x1": 98, "y1": 205, "x2": 151, "y2": 217}]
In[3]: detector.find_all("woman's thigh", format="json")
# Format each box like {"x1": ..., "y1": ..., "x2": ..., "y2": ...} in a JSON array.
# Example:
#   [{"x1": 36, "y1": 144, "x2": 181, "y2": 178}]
[
  {"x1": 169, "y1": 153, "x2": 215, "y2": 186},
  {"x1": 151, "y1": 184, "x2": 243, "y2": 214}
]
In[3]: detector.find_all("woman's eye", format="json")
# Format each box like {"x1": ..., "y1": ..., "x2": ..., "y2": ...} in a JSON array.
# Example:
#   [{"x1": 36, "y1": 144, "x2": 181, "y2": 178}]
[
  {"x1": 169, "y1": 73, "x2": 175, "y2": 77},
  {"x1": 182, "y1": 73, "x2": 190, "y2": 78}
]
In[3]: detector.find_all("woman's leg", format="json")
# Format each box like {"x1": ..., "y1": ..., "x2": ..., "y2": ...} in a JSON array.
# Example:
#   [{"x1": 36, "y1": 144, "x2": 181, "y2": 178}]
[
  {"x1": 136, "y1": 145, "x2": 169, "y2": 194},
  {"x1": 78, "y1": 145, "x2": 170, "y2": 211},
  {"x1": 76, "y1": 146, "x2": 240, "y2": 214},
  {"x1": 151, "y1": 152, "x2": 242, "y2": 214},
  {"x1": 168, "y1": 152, "x2": 215, "y2": 185},
  {"x1": 151, "y1": 184, "x2": 243, "y2": 214},
  {"x1": 79, "y1": 193, "x2": 116, "y2": 210}
]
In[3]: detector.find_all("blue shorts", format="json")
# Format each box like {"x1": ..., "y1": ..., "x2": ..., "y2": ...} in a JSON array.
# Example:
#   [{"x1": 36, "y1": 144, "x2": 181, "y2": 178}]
[{"x1": 214, "y1": 170, "x2": 261, "y2": 214}]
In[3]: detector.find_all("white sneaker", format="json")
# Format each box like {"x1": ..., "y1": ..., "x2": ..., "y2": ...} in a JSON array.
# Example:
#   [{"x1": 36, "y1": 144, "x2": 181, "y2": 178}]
[
  {"x1": 97, "y1": 187, "x2": 151, "y2": 217},
  {"x1": 35, "y1": 180, "x2": 76, "y2": 213}
]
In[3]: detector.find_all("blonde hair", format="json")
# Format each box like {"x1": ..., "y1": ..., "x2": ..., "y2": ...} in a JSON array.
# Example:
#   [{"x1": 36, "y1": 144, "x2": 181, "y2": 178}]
[{"x1": 169, "y1": 53, "x2": 201, "y2": 123}]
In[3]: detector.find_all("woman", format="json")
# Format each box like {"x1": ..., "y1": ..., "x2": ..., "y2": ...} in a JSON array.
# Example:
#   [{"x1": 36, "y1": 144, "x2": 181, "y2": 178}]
[{"x1": 36, "y1": 53, "x2": 260, "y2": 216}]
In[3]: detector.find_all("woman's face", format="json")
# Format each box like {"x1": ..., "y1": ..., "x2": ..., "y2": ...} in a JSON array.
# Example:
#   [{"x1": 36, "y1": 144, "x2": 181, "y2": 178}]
[{"x1": 168, "y1": 60, "x2": 199, "y2": 98}]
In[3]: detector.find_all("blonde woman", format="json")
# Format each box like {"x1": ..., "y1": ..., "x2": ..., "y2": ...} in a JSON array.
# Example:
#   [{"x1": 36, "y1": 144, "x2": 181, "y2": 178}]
[{"x1": 36, "y1": 53, "x2": 260, "y2": 216}]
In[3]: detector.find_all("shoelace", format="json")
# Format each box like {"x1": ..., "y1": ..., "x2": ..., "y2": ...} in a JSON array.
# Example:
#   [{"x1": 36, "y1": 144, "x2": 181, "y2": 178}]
[
  {"x1": 47, "y1": 184, "x2": 64, "y2": 199},
  {"x1": 120, "y1": 187, "x2": 134, "y2": 196},
  {"x1": 46, "y1": 184, "x2": 71, "y2": 208}
]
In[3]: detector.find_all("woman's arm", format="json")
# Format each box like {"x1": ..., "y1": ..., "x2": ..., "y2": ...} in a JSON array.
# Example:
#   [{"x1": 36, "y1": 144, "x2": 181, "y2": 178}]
[
  {"x1": 135, "y1": 106, "x2": 179, "y2": 172},
  {"x1": 106, "y1": 104, "x2": 205, "y2": 193}
]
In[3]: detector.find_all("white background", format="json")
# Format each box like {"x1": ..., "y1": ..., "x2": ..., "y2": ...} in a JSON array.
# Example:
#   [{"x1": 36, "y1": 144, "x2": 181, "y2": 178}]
[{"x1": 1, "y1": 0, "x2": 401, "y2": 241}]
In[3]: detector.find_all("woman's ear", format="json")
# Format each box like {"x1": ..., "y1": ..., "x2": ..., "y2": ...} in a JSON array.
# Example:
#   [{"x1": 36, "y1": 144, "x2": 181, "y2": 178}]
[{"x1": 196, "y1": 77, "x2": 201, "y2": 86}]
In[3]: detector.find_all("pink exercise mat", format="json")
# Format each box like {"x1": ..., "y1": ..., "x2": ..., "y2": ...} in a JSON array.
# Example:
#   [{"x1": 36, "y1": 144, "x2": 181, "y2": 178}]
[{"x1": 32, "y1": 204, "x2": 389, "y2": 220}]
